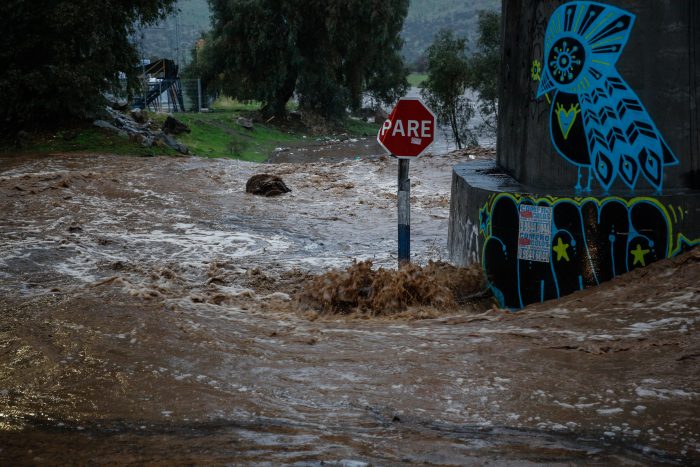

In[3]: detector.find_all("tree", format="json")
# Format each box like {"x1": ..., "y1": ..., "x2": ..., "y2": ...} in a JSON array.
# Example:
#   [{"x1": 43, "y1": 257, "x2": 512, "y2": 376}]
[
  {"x1": 0, "y1": 0, "x2": 177, "y2": 134},
  {"x1": 202, "y1": 0, "x2": 409, "y2": 120},
  {"x1": 469, "y1": 11, "x2": 501, "y2": 132},
  {"x1": 204, "y1": 0, "x2": 299, "y2": 119},
  {"x1": 181, "y1": 34, "x2": 219, "y2": 110},
  {"x1": 420, "y1": 30, "x2": 476, "y2": 150}
]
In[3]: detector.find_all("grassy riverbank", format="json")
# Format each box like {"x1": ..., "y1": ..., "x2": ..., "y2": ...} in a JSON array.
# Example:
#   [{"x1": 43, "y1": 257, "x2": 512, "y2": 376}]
[
  {"x1": 152, "y1": 100, "x2": 305, "y2": 162},
  {"x1": 8, "y1": 127, "x2": 179, "y2": 157},
  {"x1": 2, "y1": 99, "x2": 380, "y2": 162}
]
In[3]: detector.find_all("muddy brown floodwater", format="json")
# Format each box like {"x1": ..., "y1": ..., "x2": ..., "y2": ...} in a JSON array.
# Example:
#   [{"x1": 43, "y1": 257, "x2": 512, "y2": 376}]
[{"x1": 0, "y1": 150, "x2": 699, "y2": 465}]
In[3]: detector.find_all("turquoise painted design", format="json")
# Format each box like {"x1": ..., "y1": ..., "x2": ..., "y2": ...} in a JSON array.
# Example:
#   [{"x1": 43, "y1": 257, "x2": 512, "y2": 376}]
[{"x1": 536, "y1": 2, "x2": 679, "y2": 192}]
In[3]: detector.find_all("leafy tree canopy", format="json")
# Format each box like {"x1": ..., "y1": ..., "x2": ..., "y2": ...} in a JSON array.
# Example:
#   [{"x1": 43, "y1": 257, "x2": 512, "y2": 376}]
[
  {"x1": 420, "y1": 30, "x2": 476, "y2": 150},
  {"x1": 469, "y1": 11, "x2": 501, "y2": 130},
  {"x1": 420, "y1": 11, "x2": 501, "y2": 148},
  {"x1": 201, "y1": 0, "x2": 409, "y2": 120},
  {"x1": 0, "y1": 0, "x2": 177, "y2": 134}
]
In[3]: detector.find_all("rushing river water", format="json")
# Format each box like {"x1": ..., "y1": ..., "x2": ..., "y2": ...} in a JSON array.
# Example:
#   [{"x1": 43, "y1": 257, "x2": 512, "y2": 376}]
[{"x1": 1, "y1": 151, "x2": 698, "y2": 464}]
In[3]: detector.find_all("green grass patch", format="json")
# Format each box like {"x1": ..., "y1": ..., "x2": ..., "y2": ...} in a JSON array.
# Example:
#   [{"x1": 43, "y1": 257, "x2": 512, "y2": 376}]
[
  {"x1": 3, "y1": 98, "x2": 379, "y2": 161},
  {"x1": 209, "y1": 97, "x2": 298, "y2": 113},
  {"x1": 171, "y1": 111, "x2": 304, "y2": 162},
  {"x1": 210, "y1": 97, "x2": 261, "y2": 112},
  {"x1": 2, "y1": 126, "x2": 177, "y2": 157},
  {"x1": 345, "y1": 118, "x2": 381, "y2": 137},
  {"x1": 408, "y1": 73, "x2": 428, "y2": 87}
]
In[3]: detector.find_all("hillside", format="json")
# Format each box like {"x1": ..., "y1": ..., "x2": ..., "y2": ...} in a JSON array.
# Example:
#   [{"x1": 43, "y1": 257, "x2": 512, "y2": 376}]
[
  {"x1": 137, "y1": 0, "x2": 500, "y2": 68},
  {"x1": 402, "y1": 0, "x2": 500, "y2": 65}
]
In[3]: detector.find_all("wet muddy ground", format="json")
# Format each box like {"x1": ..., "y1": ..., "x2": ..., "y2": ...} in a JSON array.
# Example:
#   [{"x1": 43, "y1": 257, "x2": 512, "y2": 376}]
[
  {"x1": 267, "y1": 135, "x2": 385, "y2": 164},
  {"x1": 0, "y1": 150, "x2": 699, "y2": 465}
]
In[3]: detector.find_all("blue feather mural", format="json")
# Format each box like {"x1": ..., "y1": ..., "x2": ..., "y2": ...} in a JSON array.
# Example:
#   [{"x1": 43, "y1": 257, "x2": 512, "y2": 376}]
[{"x1": 536, "y1": 1, "x2": 678, "y2": 192}]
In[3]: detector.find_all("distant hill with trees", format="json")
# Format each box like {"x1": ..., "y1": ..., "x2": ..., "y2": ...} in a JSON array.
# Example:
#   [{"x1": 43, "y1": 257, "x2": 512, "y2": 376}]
[
  {"x1": 138, "y1": 0, "x2": 500, "y2": 68},
  {"x1": 402, "y1": 0, "x2": 500, "y2": 67}
]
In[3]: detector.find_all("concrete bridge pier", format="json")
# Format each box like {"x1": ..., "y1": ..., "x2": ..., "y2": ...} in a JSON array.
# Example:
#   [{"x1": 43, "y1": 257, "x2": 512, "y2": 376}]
[{"x1": 448, "y1": 0, "x2": 700, "y2": 309}]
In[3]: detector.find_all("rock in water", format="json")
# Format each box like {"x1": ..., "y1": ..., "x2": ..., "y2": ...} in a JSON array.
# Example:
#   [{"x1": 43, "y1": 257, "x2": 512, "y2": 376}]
[
  {"x1": 162, "y1": 116, "x2": 191, "y2": 135},
  {"x1": 246, "y1": 174, "x2": 291, "y2": 197}
]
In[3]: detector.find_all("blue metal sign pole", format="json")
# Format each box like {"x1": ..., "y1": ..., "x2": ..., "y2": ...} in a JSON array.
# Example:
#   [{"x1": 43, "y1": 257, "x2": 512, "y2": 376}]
[{"x1": 398, "y1": 158, "x2": 410, "y2": 266}]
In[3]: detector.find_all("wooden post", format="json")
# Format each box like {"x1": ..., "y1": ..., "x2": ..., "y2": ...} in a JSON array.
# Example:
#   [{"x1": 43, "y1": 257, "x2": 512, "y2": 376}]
[{"x1": 398, "y1": 158, "x2": 410, "y2": 267}]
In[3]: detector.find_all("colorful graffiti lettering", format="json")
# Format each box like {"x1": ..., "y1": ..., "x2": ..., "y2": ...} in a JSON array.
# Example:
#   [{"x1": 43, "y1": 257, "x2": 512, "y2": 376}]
[
  {"x1": 479, "y1": 193, "x2": 698, "y2": 309},
  {"x1": 535, "y1": 1, "x2": 678, "y2": 192}
]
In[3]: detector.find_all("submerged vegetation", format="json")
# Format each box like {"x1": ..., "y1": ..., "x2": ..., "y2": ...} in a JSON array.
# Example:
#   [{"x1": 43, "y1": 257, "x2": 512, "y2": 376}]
[{"x1": 298, "y1": 260, "x2": 486, "y2": 315}]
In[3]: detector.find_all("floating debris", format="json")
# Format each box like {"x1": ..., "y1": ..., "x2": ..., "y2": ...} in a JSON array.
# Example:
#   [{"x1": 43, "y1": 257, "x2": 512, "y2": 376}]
[{"x1": 297, "y1": 260, "x2": 485, "y2": 315}]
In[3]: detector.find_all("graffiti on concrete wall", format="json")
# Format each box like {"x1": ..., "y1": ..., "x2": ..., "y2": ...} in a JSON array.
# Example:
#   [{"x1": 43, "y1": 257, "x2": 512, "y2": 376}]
[
  {"x1": 463, "y1": 217, "x2": 481, "y2": 265},
  {"x1": 479, "y1": 193, "x2": 698, "y2": 309},
  {"x1": 533, "y1": 1, "x2": 678, "y2": 192}
]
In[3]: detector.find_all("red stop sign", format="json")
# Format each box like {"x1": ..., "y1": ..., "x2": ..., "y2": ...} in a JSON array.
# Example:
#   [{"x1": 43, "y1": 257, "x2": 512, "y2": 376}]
[{"x1": 377, "y1": 97, "x2": 436, "y2": 158}]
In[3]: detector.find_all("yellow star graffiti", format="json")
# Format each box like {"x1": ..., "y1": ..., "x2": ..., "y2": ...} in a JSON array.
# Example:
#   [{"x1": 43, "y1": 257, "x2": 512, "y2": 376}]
[
  {"x1": 552, "y1": 237, "x2": 570, "y2": 262},
  {"x1": 631, "y1": 244, "x2": 650, "y2": 266}
]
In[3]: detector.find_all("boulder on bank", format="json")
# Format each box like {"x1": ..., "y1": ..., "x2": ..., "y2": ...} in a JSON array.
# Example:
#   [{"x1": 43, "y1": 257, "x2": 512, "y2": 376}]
[
  {"x1": 94, "y1": 119, "x2": 128, "y2": 138},
  {"x1": 130, "y1": 109, "x2": 147, "y2": 124},
  {"x1": 92, "y1": 107, "x2": 191, "y2": 155},
  {"x1": 237, "y1": 117, "x2": 254, "y2": 130},
  {"x1": 158, "y1": 133, "x2": 189, "y2": 155},
  {"x1": 104, "y1": 93, "x2": 129, "y2": 111},
  {"x1": 162, "y1": 115, "x2": 191, "y2": 135},
  {"x1": 245, "y1": 174, "x2": 291, "y2": 197}
]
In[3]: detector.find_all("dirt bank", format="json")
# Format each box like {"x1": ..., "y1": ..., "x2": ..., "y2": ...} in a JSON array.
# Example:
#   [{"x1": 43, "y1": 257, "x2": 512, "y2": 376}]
[{"x1": 0, "y1": 151, "x2": 698, "y2": 464}]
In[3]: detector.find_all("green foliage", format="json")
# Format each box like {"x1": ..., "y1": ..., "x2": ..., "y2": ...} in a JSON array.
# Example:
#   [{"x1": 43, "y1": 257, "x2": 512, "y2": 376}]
[
  {"x1": 181, "y1": 32, "x2": 218, "y2": 107},
  {"x1": 469, "y1": 11, "x2": 501, "y2": 132},
  {"x1": 171, "y1": 112, "x2": 302, "y2": 162},
  {"x1": 344, "y1": 118, "x2": 381, "y2": 137},
  {"x1": 139, "y1": 0, "x2": 501, "y2": 77},
  {"x1": 210, "y1": 97, "x2": 262, "y2": 112},
  {"x1": 202, "y1": 0, "x2": 299, "y2": 118},
  {"x1": 2, "y1": 126, "x2": 178, "y2": 157},
  {"x1": 0, "y1": 0, "x2": 177, "y2": 134},
  {"x1": 197, "y1": 0, "x2": 409, "y2": 120},
  {"x1": 407, "y1": 73, "x2": 428, "y2": 87},
  {"x1": 5, "y1": 103, "x2": 376, "y2": 160},
  {"x1": 418, "y1": 11, "x2": 502, "y2": 147},
  {"x1": 152, "y1": 104, "x2": 375, "y2": 161},
  {"x1": 420, "y1": 30, "x2": 476, "y2": 150}
]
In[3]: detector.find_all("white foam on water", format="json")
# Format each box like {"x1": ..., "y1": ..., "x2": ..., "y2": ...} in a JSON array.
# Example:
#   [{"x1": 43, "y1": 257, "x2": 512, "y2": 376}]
[
  {"x1": 627, "y1": 316, "x2": 699, "y2": 335},
  {"x1": 635, "y1": 386, "x2": 699, "y2": 399}
]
